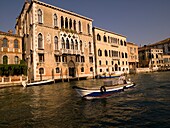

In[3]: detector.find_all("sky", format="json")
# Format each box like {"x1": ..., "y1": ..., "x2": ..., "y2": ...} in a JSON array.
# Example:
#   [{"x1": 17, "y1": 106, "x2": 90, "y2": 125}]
[{"x1": 0, "y1": 0, "x2": 170, "y2": 46}]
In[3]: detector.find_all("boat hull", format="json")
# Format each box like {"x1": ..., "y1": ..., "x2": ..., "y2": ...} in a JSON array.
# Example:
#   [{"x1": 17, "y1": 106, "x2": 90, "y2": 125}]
[
  {"x1": 73, "y1": 82, "x2": 135, "y2": 99},
  {"x1": 22, "y1": 79, "x2": 54, "y2": 87}
]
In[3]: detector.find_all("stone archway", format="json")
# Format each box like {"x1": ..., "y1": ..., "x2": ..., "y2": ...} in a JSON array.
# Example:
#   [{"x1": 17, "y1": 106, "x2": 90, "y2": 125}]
[{"x1": 68, "y1": 60, "x2": 75, "y2": 77}]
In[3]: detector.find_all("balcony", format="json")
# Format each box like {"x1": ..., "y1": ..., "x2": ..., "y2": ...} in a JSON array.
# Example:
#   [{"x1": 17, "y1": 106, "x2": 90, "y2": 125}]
[
  {"x1": 60, "y1": 49, "x2": 81, "y2": 55},
  {"x1": 112, "y1": 56, "x2": 119, "y2": 60}
]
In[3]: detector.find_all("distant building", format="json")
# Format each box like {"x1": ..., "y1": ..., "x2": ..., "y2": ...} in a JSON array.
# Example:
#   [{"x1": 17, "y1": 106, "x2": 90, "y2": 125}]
[
  {"x1": 148, "y1": 38, "x2": 170, "y2": 55},
  {"x1": 16, "y1": 0, "x2": 95, "y2": 81},
  {"x1": 93, "y1": 27, "x2": 129, "y2": 76},
  {"x1": 127, "y1": 42, "x2": 139, "y2": 73},
  {"x1": 0, "y1": 30, "x2": 22, "y2": 64},
  {"x1": 138, "y1": 47, "x2": 163, "y2": 70},
  {"x1": 163, "y1": 55, "x2": 170, "y2": 68}
]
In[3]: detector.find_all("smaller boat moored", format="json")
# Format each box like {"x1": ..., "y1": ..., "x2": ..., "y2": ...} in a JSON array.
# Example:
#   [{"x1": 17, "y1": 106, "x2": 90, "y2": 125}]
[{"x1": 22, "y1": 79, "x2": 54, "y2": 87}]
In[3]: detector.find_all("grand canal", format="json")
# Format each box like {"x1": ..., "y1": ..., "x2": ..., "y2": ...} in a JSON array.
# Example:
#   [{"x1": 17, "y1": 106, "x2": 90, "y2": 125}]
[{"x1": 0, "y1": 72, "x2": 170, "y2": 128}]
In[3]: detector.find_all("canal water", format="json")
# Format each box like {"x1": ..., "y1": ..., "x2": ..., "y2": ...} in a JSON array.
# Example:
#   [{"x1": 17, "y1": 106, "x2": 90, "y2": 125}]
[{"x1": 0, "y1": 72, "x2": 170, "y2": 128}]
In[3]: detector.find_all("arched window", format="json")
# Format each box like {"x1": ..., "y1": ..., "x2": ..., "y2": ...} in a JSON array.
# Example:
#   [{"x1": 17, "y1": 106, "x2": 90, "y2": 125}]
[
  {"x1": 89, "y1": 42, "x2": 92, "y2": 53},
  {"x1": 56, "y1": 67, "x2": 60, "y2": 73},
  {"x1": 105, "y1": 50, "x2": 108, "y2": 57},
  {"x1": 152, "y1": 54, "x2": 154, "y2": 58},
  {"x1": 54, "y1": 36, "x2": 58, "y2": 50},
  {"x1": 65, "y1": 17, "x2": 68, "y2": 29},
  {"x1": 2, "y1": 38, "x2": 8, "y2": 47},
  {"x1": 115, "y1": 64, "x2": 118, "y2": 71},
  {"x1": 66, "y1": 38, "x2": 70, "y2": 49},
  {"x1": 87, "y1": 24, "x2": 90, "y2": 34},
  {"x1": 90, "y1": 67, "x2": 93, "y2": 72},
  {"x1": 99, "y1": 60, "x2": 101, "y2": 65},
  {"x1": 103, "y1": 35, "x2": 107, "y2": 42},
  {"x1": 61, "y1": 16, "x2": 64, "y2": 28},
  {"x1": 14, "y1": 56, "x2": 19, "y2": 64},
  {"x1": 14, "y1": 39, "x2": 18, "y2": 48},
  {"x1": 38, "y1": 33, "x2": 43, "y2": 49},
  {"x1": 75, "y1": 40, "x2": 78, "y2": 50},
  {"x1": 124, "y1": 41, "x2": 126, "y2": 46},
  {"x1": 79, "y1": 21, "x2": 81, "y2": 32},
  {"x1": 39, "y1": 68, "x2": 44, "y2": 74},
  {"x1": 62, "y1": 37, "x2": 65, "y2": 49},
  {"x1": 122, "y1": 52, "x2": 124, "y2": 58},
  {"x1": 120, "y1": 40, "x2": 123, "y2": 45},
  {"x1": 80, "y1": 40, "x2": 82, "y2": 51},
  {"x1": 71, "y1": 39, "x2": 74, "y2": 49},
  {"x1": 125, "y1": 53, "x2": 128, "y2": 58},
  {"x1": 108, "y1": 36, "x2": 110, "y2": 43},
  {"x1": 3, "y1": 55, "x2": 8, "y2": 64},
  {"x1": 81, "y1": 67, "x2": 84, "y2": 72},
  {"x1": 98, "y1": 49, "x2": 102, "y2": 56},
  {"x1": 54, "y1": 14, "x2": 57, "y2": 27},
  {"x1": 69, "y1": 19, "x2": 72, "y2": 29},
  {"x1": 38, "y1": 9, "x2": 43, "y2": 23},
  {"x1": 106, "y1": 61, "x2": 108, "y2": 65},
  {"x1": 156, "y1": 54, "x2": 158, "y2": 58},
  {"x1": 97, "y1": 34, "x2": 101, "y2": 41},
  {"x1": 73, "y1": 20, "x2": 76, "y2": 31}
]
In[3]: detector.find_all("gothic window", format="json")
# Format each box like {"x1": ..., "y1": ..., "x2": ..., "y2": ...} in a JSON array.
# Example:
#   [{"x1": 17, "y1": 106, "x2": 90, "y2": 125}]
[
  {"x1": 69, "y1": 19, "x2": 72, "y2": 29},
  {"x1": 38, "y1": 9, "x2": 43, "y2": 24},
  {"x1": 66, "y1": 38, "x2": 70, "y2": 49},
  {"x1": 65, "y1": 17, "x2": 68, "y2": 29},
  {"x1": 38, "y1": 33, "x2": 43, "y2": 49},
  {"x1": 62, "y1": 55, "x2": 67, "y2": 62},
  {"x1": 115, "y1": 64, "x2": 118, "y2": 71},
  {"x1": 90, "y1": 67, "x2": 93, "y2": 72},
  {"x1": 98, "y1": 49, "x2": 102, "y2": 56},
  {"x1": 54, "y1": 14, "x2": 57, "y2": 27},
  {"x1": 39, "y1": 68, "x2": 44, "y2": 74},
  {"x1": 125, "y1": 53, "x2": 128, "y2": 58},
  {"x1": 55, "y1": 55, "x2": 61, "y2": 62},
  {"x1": 79, "y1": 21, "x2": 81, "y2": 32},
  {"x1": 124, "y1": 41, "x2": 126, "y2": 46},
  {"x1": 89, "y1": 42, "x2": 92, "y2": 53},
  {"x1": 71, "y1": 39, "x2": 74, "y2": 49},
  {"x1": 99, "y1": 60, "x2": 101, "y2": 65},
  {"x1": 81, "y1": 56, "x2": 85, "y2": 62},
  {"x1": 105, "y1": 50, "x2": 108, "y2": 57},
  {"x1": 89, "y1": 57, "x2": 93, "y2": 63},
  {"x1": 56, "y1": 67, "x2": 60, "y2": 73},
  {"x1": 2, "y1": 38, "x2": 8, "y2": 47},
  {"x1": 80, "y1": 40, "x2": 82, "y2": 51},
  {"x1": 120, "y1": 40, "x2": 123, "y2": 45},
  {"x1": 62, "y1": 38, "x2": 65, "y2": 49},
  {"x1": 103, "y1": 35, "x2": 107, "y2": 42},
  {"x1": 14, "y1": 56, "x2": 19, "y2": 64},
  {"x1": 73, "y1": 20, "x2": 76, "y2": 31},
  {"x1": 106, "y1": 61, "x2": 108, "y2": 65},
  {"x1": 61, "y1": 16, "x2": 64, "y2": 28},
  {"x1": 3, "y1": 55, "x2": 8, "y2": 64},
  {"x1": 97, "y1": 34, "x2": 101, "y2": 41},
  {"x1": 14, "y1": 39, "x2": 19, "y2": 48},
  {"x1": 87, "y1": 24, "x2": 90, "y2": 34},
  {"x1": 122, "y1": 52, "x2": 124, "y2": 58},
  {"x1": 75, "y1": 40, "x2": 78, "y2": 50},
  {"x1": 54, "y1": 36, "x2": 58, "y2": 50},
  {"x1": 76, "y1": 55, "x2": 80, "y2": 62},
  {"x1": 108, "y1": 36, "x2": 110, "y2": 43},
  {"x1": 38, "y1": 53, "x2": 44, "y2": 62},
  {"x1": 81, "y1": 67, "x2": 84, "y2": 72}
]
